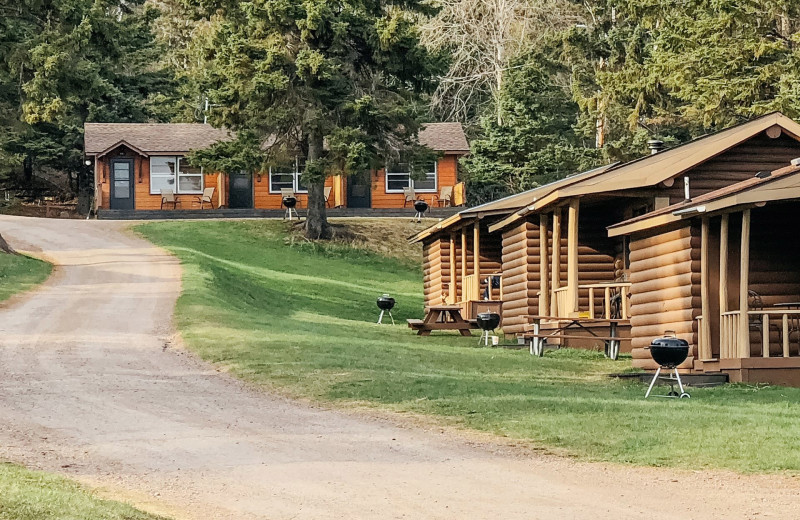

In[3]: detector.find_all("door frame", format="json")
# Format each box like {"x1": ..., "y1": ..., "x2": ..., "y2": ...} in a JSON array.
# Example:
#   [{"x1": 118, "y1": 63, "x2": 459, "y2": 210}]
[
  {"x1": 109, "y1": 157, "x2": 135, "y2": 210},
  {"x1": 346, "y1": 170, "x2": 372, "y2": 208}
]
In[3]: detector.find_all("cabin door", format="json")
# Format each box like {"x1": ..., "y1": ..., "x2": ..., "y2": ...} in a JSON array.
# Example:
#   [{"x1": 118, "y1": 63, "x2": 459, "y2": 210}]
[
  {"x1": 109, "y1": 158, "x2": 135, "y2": 210},
  {"x1": 228, "y1": 171, "x2": 253, "y2": 209},
  {"x1": 347, "y1": 170, "x2": 371, "y2": 208}
]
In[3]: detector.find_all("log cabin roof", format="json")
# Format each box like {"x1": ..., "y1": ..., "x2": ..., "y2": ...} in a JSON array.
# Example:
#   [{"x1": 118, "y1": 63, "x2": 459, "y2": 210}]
[
  {"x1": 608, "y1": 162, "x2": 800, "y2": 236},
  {"x1": 407, "y1": 163, "x2": 616, "y2": 243},
  {"x1": 85, "y1": 123, "x2": 234, "y2": 157},
  {"x1": 491, "y1": 112, "x2": 800, "y2": 232},
  {"x1": 419, "y1": 123, "x2": 469, "y2": 153}
]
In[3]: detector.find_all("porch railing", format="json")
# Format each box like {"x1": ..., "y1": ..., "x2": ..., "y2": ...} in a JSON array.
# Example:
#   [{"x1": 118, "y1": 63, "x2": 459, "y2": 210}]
[
  {"x1": 462, "y1": 274, "x2": 478, "y2": 303},
  {"x1": 584, "y1": 283, "x2": 631, "y2": 320},
  {"x1": 553, "y1": 287, "x2": 569, "y2": 317},
  {"x1": 720, "y1": 311, "x2": 741, "y2": 359},
  {"x1": 747, "y1": 310, "x2": 800, "y2": 358}
]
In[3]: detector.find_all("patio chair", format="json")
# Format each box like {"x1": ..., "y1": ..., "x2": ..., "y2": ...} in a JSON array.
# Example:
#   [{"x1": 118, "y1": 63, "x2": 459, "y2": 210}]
[
  {"x1": 402, "y1": 187, "x2": 416, "y2": 207},
  {"x1": 324, "y1": 186, "x2": 332, "y2": 207},
  {"x1": 280, "y1": 187, "x2": 295, "y2": 199},
  {"x1": 160, "y1": 189, "x2": 180, "y2": 210},
  {"x1": 193, "y1": 187, "x2": 215, "y2": 209},
  {"x1": 433, "y1": 186, "x2": 454, "y2": 207}
]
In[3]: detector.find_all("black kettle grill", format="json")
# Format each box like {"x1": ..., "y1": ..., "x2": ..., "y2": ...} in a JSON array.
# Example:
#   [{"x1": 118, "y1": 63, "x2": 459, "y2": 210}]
[
  {"x1": 644, "y1": 334, "x2": 690, "y2": 399},
  {"x1": 412, "y1": 200, "x2": 429, "y2": 222},
  {"x1": 282, "y1": 196, "x2": 298, "y2": 220},
  {"x1": 376, "y1": 294, "x2": 395, "y2": 325},
  {"x1": 476, "y1": 312, "x2": 501, "y2": 346}
]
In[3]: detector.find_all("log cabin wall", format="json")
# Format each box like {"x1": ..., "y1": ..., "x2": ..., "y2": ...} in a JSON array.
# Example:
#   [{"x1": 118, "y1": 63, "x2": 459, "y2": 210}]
[
  {"x1": 478, "y1": 225, "x2": 503, "y2": 298},
  {"x1": 501, "y1": 221, "x2": 540, "y2": 334},
  {"x1": 422, "y1": 235, "x2": 451, "y2": 308},
  {"x1": 628, "y1": 223, "x2": 701, "y2": 370},
  {"x1": 662, "y1": 132, "x2": 800, "y2": 203}
]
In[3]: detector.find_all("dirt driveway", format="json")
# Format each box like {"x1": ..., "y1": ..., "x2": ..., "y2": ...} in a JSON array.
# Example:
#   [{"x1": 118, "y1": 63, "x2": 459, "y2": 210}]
[{"x1": 0, "y1": 215, "x2": 797, "y2": 520}]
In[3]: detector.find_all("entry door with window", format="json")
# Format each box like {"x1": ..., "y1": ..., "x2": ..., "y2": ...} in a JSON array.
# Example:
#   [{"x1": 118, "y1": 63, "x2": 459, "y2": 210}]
[
  {"x1": 110, "y1": 158, "x2": 134, "y2": 210},
  {"x1": 347, "y1": 170, "x2": 371, "y2": 208},
  {"x1": 229, "y1": 171, "x2": 253, "y2": 209}
]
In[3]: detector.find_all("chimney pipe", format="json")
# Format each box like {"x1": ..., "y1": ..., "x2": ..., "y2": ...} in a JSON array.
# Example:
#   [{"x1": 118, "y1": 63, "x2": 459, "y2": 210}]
[{"x1": 648, "y1": 140, "x2": 665, "y2": 154}]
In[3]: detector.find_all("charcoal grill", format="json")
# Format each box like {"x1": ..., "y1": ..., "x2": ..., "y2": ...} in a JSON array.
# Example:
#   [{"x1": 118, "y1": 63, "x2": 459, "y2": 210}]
[
  {"x1": 282, "y1": 196, "x2": 298, "y2": 220},
  {"x1": 376, "y1": 294, "x2": 395, "y2": 325},
  {"x1": 644, "y1": 333, "x2": 691, "y2": 398},
  {"x1": 412, "y1": 200, "x2": 429, "y2": 222},
  {"x1": 476, "y1": 312, "x2": 501, "y2": 346}
]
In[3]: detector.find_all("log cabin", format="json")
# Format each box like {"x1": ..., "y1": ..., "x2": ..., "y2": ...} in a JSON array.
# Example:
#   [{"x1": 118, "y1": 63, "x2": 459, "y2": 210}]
[
  {"x1": 85, "y1": 122, "x2": 468, "y2": 212},
  {"x1": 410, "y1": 112, "x2": 800, "y2": 381},
  {"x1": 608, "y1": 162, "x2": 800, "y2": 385}
]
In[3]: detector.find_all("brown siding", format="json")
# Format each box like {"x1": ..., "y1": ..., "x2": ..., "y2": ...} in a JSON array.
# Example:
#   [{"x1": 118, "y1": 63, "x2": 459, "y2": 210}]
[
  {"x1": 253, "y1": 175, "x2": 334, "y2": 210},
  {"x1": 629, "y1": 224, "x2": 701, "y2": 370},
  {"x1": 422, "y1": 236, "x2": 451, "y2": 308},
  {"x1": 371, "y1": 155, "x2": 459, "y2": 209},
  {"x1": 576, "y1": 205, "x2": 619, "y2": 311}
]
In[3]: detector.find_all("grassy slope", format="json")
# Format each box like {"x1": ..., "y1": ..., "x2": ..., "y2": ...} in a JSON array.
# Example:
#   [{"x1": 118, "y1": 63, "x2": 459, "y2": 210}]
[
  {"x1": 0, "y1": 463, "x2": 167, "y2": 520},
  {"x1": 0, "y1": 253, "x2": 51, "y2": 302},
  {"x1": 138, "y1": 220, "x2": 800, "y2": 473}
]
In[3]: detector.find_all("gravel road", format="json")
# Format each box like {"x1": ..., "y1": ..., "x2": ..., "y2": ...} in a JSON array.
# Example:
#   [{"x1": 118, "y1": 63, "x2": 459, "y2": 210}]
[{"x1": 0, "y1": 215, "x2": 797, "y2": 520}]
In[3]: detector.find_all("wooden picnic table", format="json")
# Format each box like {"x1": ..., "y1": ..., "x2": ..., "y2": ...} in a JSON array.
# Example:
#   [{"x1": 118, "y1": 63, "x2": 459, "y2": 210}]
[
  {"x1": 520, "y1": 315, "x2": 630, "y2": 359},
  {"x1": 407, "y1": 304, "x2": 473, "y2": 336}
]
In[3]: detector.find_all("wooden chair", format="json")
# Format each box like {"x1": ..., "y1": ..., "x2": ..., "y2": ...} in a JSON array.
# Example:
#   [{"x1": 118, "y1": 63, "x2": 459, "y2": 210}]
[
  {"x1": 160, "y1": 189, "x2": 180, "y2": 210},
  {"x1": 324, "y1": 186, "x2": 332, "y2": 207},
  {"x1": 193, "y1": 187, "x2": 215, "y2": 209},
  {"x1": 280, "y1": 187, "x2": 295, "y2": 199},
  {"x1": 402, "y1": 186, "x2": 416, "y2": 207},
  {"x1": 433, "y1": 186, "x2": 454, "y2": 207},
  {"x1": 749, "y1": 290, "x2": 783, "y2": 343},
  {"x1": 453, "y1": 182, "x2": 466, "y2": 206}
]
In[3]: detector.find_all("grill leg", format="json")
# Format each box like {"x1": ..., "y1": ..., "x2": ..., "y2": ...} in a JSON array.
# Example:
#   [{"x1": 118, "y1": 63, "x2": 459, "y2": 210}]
[
  {"x1": 377, "y1": 310, "x2": 384, "y2": 325},
  {"x1": 645, "y1": 367, "x2": 662, "y2": 398},
  {"x1": 673, "y1": 368, "x2": 690, "y2": 397},
  {"x1": 388, "y1": 311, "x2": 394, "y2": 325}
]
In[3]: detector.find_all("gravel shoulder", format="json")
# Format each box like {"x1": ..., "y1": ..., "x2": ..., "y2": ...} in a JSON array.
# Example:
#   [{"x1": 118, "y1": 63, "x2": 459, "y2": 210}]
[{"x1": 0, "y1": 215, "x2": 797, "y2": 520}]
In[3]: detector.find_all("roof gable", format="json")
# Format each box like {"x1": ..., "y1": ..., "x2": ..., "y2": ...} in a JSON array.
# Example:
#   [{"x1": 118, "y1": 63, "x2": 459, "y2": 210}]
[{"x1": 418, "y1": 122, "x2": 469, "y2": 153}]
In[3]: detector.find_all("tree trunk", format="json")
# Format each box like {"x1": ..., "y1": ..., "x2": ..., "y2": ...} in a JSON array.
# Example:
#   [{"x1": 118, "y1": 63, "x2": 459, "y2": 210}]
[
  {"x1": 304, "y1": 130, "x2": 332, "y2": 240},
  {"x1": 0, "y1": 233, "x2": 17, "y2": 255}
]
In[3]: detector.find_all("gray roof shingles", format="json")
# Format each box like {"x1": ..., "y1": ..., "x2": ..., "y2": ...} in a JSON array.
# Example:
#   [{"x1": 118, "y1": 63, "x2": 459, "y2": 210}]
[
  {"x1": 419, "y1": 122, "x2": 469, "y2": 153},
  {"x1": 84, "y1": 123, "x2": 233, "y2": 155}
]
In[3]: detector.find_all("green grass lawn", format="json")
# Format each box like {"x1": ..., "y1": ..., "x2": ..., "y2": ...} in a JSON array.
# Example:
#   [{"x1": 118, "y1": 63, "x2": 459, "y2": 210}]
[
  {"x1": 0, "y1": 463, "x2": 167, "y2": 520},
  {"x1": 138, "y1": 220, "x2": 800, "y2": 473},
  {"x1": 0, "y1": 253, "x2": 51, "y2": 302}
]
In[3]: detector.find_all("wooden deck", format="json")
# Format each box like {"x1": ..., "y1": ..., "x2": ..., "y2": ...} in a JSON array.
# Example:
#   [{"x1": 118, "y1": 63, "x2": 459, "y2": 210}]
[{"x1": 97, "y1": 207, "x2": 462, "y2": 220}]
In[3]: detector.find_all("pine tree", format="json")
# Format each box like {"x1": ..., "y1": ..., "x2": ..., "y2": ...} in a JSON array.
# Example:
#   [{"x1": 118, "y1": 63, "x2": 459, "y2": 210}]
[{"x1": 186, "y1": 0, "x2": 442, "y2": 239}]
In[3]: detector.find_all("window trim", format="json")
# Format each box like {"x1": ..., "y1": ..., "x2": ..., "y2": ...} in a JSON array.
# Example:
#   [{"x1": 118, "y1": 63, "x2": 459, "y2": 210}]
[
  {"x1": 385, "y1": 162, "x2": 438, "y2": 194},
  {"x1": 149, "y1": 156, "x2": 204, "y2": 195},
  {"x1": 268, "y1": 158, "x2": 307, "y2": 194}
]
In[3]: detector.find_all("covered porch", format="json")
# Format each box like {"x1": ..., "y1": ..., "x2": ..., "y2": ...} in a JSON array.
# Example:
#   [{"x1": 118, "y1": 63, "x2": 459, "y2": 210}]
[{"x1": 695, "y1": 203, "x2": 800, "y2": 385}]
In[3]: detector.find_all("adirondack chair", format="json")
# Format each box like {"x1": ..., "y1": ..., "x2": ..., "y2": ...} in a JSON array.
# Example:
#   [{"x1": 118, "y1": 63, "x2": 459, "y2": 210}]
[
  {"x1": 193, "y1": 187, "x2": 215, "y2": 209},
  {"x1": 280, "y1": 187, "x2": 295, "y2": 200},
  {"x1": 433, "y1": 186, "x2": 454, "y2": 207},
  {"x1": 324, "y1": 186, "x2": 332, "y2": 207},
  {"x1": 160, "y1": 189, "x2": 180, "y2": 209},
  {"x1": 402, "y1": 187, "x2": 416, "y2": 207}
]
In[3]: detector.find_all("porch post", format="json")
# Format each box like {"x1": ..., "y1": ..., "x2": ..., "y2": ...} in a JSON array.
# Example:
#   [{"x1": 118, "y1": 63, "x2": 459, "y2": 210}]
[
  {"x1": 700, "y1": 217, "x2": 712, "y2": 360},
  {"x1": 539, "y1": 213, "x2": 550, "y2": 316},
  {"x1": 566, "y1": 199, "x2": 580, "y2": 316},
  {"x1": 551, "y1": 209, "x2": 561, "y2": 316},
  {"x1": 473, "y1": 220, "x2": 481, "y2": 298},
  {"x1": 461, "y1": 225, "x2": 468, "y2": 300},
  {"x1": 719, "y1": 214, "x2": 729, "y2": 314},
  {"x1": 449, "y1": 232, "x2": 456, "y2": 303},
  {"x1": 738, "y1": 209, "x2": 751, "y2": 358}
]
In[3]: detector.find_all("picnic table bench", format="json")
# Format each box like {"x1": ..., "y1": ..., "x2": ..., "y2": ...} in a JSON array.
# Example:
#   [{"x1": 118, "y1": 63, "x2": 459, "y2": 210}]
[
  {"x1": 520, "y1": 315, "x2": 630, "y2": 359},
  {"x1": 407, "y1": 304, "x2": 475, "y2": 336}
]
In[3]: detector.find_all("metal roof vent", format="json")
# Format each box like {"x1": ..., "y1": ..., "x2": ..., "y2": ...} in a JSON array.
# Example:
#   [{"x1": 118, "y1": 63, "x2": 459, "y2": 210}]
[
  {"x1": 755, "y1": 170, "x2": 772, "y2": 179},
  {"x1": 648, "y1": 139, "x2": 665, "y2": 154}
]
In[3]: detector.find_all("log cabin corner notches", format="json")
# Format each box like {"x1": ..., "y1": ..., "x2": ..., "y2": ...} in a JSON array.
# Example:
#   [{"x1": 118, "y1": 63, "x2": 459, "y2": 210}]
[
  {"x1": 84, "y1": 122, "x2": 469, "y2": 212},
  {"x1": 410, "y1": 112, "x2": 800, "y2": 386}
]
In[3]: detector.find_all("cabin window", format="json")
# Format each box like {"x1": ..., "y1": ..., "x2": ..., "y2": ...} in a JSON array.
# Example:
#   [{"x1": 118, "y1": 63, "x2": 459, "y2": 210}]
[
  {"x1": 269, "y1": 159, "x2": 307, "y2": 193},
  {"x1": 385, "y1": 162, "x2": 437, "y2": 193},
  {"x1": 149, "y1": 156, "x2": 203, "y2": 195}
]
